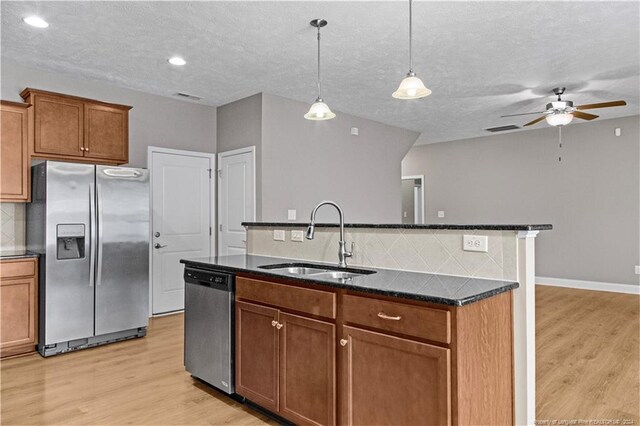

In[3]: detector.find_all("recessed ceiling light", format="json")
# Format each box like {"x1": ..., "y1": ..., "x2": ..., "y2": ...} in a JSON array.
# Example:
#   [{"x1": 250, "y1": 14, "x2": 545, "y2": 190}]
[
  {"x1": 23, "y1": 16, "x2": 49, "y2": 28},
  {"x1": 168, "y1": 57, "x2": 186, "y2": 66}
]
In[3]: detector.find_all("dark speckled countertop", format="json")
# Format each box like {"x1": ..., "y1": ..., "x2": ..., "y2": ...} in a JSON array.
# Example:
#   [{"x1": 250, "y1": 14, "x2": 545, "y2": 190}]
[
  {"x1": 242, "y1": 222, "x2": 552, "y2": 231},
  {"x1": 180, "y1": 255, "x2": 518, "y2": 306},
  {"x1": 0, "y1": 250, "x2": 39, "y2": 260}
]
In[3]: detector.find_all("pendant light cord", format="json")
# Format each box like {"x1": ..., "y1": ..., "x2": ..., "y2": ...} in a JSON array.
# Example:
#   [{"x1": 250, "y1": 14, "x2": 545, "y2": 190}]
[
  {"x1": 558, "y1": 126, "x2": 562, "y2": 162},
  {"x1": 409, "y1": 0, "x2": 413, "y2": 73},
  {"x1": 317, "y1": 25, "x2": 322, "y2": 99}
]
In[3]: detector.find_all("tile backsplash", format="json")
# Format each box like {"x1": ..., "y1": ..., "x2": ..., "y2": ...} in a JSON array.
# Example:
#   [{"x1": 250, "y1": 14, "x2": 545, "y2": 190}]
[
  {"x1": 0, "y1": 203, "x2": 26, "y2": 252},
  {"x1": 248, "y1": 227, "x2": 518, "y2": 281}
]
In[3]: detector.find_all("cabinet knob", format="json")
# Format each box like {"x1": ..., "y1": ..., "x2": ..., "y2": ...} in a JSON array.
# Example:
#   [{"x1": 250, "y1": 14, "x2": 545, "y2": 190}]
[
  {"x1": 340, "y1": 339, "x2": 348, "y2": 346},
  {"x1": 80, "y1": 147, "x2": 85, "y2": 151},
  {"x1": 85, "y1": 147, "x2": 89, "y2": 152},
  {"x1": 276, "y1": 323, "x2": 283, "y2": 330},
  {"x1": 271, "y1": 320, "x2": 278, "y2": 327}
]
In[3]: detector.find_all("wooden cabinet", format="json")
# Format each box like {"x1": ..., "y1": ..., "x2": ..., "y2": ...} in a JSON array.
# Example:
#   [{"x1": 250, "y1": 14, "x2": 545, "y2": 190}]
[
  {"x1": 0, "y1": 258, "x2": 38, "y2": 358},
  {"x1": 0, "y1": 101, "x2": 31, "y2": 202},
  {"x1": 235, "y1": 274, "x2": 514, "y2": 426},
  {"x1": 340, "y1": 326, "x2": 450, "y2": 425},
  {"x1": 21, "y1": 88, "x2": 131, "y2": 164},
  {"x1": 235, "y1": 278, "x2": 336, "y2": 426}
]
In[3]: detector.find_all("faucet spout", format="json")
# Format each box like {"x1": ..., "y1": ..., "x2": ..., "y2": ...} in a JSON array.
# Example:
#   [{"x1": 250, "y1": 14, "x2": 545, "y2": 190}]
[{"x1": 306, "y1": 201, "x2": 352, "y2": 267}]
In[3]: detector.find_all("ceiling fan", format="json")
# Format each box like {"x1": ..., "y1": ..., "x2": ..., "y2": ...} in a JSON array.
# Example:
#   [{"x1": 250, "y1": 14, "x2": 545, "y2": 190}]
[{"x1": 501, "y1": 87, "x2": 627, "y2": 127}]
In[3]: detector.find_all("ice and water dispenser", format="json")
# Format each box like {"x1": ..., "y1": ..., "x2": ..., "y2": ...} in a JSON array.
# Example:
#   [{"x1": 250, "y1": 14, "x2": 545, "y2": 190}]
[{"x1": 56, "y1": 224, "x2": 85, "y2": 260}]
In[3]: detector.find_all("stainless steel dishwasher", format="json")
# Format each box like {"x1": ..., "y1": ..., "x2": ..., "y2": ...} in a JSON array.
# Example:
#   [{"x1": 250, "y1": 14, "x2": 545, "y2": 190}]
[{"x1": 184, "y1": 267, "x2": 235, "y2": 394}]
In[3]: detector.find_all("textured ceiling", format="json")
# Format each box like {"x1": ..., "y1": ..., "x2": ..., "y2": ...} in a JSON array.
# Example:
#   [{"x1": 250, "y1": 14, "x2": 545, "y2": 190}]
[{"x1": 2, "y1": 1, "x2": 639, "y2": 145}]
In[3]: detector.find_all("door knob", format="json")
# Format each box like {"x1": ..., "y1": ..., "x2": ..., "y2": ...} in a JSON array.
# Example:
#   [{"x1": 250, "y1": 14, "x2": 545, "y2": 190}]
[
  {"x1": 154, "y1": 232, "x2": 161, "y2": 238},
  {"x1": 154, "y1": 243, "x2": 167, "y2": 249}
]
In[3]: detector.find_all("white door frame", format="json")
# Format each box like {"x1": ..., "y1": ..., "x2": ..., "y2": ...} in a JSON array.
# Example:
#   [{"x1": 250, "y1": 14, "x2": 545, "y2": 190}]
[
  {"x1": 217, "y1": 146, "x2": 256, "y2": 255},
  {"x1": 401, "y1": 174, "x2": 425, "y2": 224},
  {"x1": 147, "y1": 146, "x2": 216, "y2": 316}
]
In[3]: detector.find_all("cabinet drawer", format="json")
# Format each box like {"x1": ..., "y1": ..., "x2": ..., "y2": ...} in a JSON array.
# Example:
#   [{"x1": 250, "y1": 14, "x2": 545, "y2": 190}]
[
  {"x1": 342, "y1": 294, "x2": 450, "y2": 344},
  {"x1": 236, "y1": 277, "x2": 336, "y2": 319},
  {"x1": 0, "y1": 259, "x2": 36, "y2": 279}
]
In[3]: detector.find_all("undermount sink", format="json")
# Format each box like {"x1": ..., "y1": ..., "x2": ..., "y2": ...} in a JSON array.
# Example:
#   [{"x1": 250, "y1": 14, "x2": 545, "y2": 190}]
[{"x1": 258, "y1": 263, "x2": 376, "y2": 280}]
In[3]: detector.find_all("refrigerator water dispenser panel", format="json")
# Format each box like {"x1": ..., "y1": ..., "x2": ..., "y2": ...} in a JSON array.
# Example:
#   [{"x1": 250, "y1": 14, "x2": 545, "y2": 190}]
[{"x1": 56, "y1": 224, "x2": 85, "y2": 260}]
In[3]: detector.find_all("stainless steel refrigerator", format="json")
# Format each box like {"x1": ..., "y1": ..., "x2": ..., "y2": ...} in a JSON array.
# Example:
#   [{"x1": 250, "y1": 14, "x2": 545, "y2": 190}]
[{"x1": 27, "y1": 161, "x2": 149, "y2": 357}]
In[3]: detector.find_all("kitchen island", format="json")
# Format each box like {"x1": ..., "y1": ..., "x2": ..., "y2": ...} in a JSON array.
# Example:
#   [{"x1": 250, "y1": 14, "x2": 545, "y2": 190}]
[{"x1": 181, "y1": 254, "x2": 519, "y2": 425}]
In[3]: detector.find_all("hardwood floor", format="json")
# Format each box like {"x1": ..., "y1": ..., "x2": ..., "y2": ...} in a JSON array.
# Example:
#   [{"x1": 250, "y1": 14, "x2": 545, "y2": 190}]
[
  {"x1": 536, "y1": 285, "x2": 639, "y2": 424},
  {"x1": 1, "y1": 286, "x2": 637, "y2": 425},
  {"x1": 0, "y1": 314, "x2": 276, "y2": 425}
]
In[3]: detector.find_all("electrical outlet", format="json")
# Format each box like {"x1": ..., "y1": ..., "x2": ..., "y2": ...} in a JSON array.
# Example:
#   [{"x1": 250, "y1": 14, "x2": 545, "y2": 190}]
[
  {"x1": 291, "y1": 230, "x2": 304, "y2": 242},
  {"x1": 287, "y1": 209, "x2": 297, "y2": 220},
  {"x1": 635, "y1": 265, "x2": 640, "y2": 275},
  {"x1": 273, "y1": 230, "x2": 285, "y2": 241},
  {"x1": 463, "y1": 235, "x2": 488, "y2": 252},
  {"x1": 438, "y1": 211, "x2": 445, "y2": 218}
]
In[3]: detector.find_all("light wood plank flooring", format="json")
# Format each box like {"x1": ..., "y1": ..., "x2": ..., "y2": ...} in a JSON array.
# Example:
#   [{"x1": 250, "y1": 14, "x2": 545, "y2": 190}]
[
  {"x1": 536, "y1": 286, "x2": 639, "y2": 424},
  {"x1": 1, "y1": 286, "x2": 637, "y2": 425}
]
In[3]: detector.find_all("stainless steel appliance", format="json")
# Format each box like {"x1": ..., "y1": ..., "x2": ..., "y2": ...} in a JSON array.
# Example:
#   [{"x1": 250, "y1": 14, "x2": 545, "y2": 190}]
[
  {"x1": 184, "y1": 267, "x2": 235, "y2": 394},
  {"x1": 27, "y1": 161, "x2": 149, "y2": 357}
]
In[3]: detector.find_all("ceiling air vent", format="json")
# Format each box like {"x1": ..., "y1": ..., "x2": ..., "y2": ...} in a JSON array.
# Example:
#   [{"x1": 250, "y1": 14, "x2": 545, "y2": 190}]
[
  {"x1": 484, "y1": 125, "x2": 520, "y2": 132},
  {"x1": 174, "y1": 92, "x2": 202, "y2": 101}
]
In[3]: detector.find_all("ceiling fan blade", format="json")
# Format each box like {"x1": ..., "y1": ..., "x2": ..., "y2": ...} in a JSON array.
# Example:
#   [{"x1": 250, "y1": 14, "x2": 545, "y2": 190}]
[
  {"x1": 500, "y1": 111, "x2": 545, "y2": 118},
  {"x1": 576, "y1": 100, "x2": 626, "y2": 110},
  {"x1": 523, "y1": 116, "x2": 546, "y2": 127},
  {"x1": 572, "y1": 111, "x2": 599, "y2": 121}
]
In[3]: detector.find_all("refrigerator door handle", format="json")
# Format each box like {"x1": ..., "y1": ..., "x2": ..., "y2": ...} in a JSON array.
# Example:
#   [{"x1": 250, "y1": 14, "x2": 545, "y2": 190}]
[
  {"x1": 96, "y1": 183, "x2": 104, "y2": 287},
  {"x1": 89, "y1": 183, "x2": 96, "y2": 288}
]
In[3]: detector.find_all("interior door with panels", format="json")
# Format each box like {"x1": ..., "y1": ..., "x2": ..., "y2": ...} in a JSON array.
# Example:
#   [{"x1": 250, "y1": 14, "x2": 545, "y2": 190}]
[
  {"x1": 151, "y1": 150, "x2": 212, "y2": 314},
  {"x1": 33, "y1": 94, "x2": 84, "y2": 157}
]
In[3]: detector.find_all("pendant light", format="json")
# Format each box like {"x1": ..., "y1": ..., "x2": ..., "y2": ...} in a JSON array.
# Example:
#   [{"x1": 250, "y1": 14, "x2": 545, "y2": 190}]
[
  {"x1": 392, "y1": 0, "x2": 431, "y2": 99},
  {"x1": 304, "y1": 19, "x2": 336, "y2": 120}
]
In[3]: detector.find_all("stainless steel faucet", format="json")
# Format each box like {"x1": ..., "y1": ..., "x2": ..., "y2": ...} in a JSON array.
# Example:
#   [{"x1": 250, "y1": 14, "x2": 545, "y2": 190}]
[{"x1": 306, "y1": 201, "x2": 352, "y2": 268}]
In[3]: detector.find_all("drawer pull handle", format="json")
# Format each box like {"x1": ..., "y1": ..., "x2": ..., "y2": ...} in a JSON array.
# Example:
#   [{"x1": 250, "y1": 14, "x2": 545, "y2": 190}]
[
  {"x1": 377, "y1": 312, "x2": 402, "y2": 321},
  {"x1": 271, "y1": 320, "x2": 278, "y2": 327}
]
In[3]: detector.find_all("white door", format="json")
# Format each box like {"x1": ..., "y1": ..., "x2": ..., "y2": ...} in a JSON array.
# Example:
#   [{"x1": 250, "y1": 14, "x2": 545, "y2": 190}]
[
  {"x1": 218, "y1": 147, "x2": 255, "y2": 256},
  {"x1": 150, "y1": 149, "x2": 213, "y2": 314}
]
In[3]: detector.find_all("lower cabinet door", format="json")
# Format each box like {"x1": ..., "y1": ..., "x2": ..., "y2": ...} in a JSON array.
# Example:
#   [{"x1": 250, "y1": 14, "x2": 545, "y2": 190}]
[
  {"x1": 341, "y1": 325, "x2": 451, "y2": 426},
  {"x1": 0, "y1": 276, "x2": 37, "y2": 357},
  {"x1": 279, "y1": 312, "x2": 336, "y2": 426},
  {"x1": 235, "y1": 301, "x2": 279, "y2": 412}
]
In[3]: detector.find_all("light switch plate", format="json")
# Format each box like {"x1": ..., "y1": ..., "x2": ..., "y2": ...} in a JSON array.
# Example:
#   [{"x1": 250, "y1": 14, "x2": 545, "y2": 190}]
[
  {"x1": 287, "y1": 209, "x2": 296, "y2": 220},
  {"x1": 438, "y1": 211, "x2": 445, "y2": 218},
  {"x1": 463, "y1": 235, "x2": 488, "y2": 252},
  {"x1": 291, "y1": 230, "x2": 304, "y2": 242},
  {"x1": 635, "y1": 265, "x2": 640, "y2": 275},
  {"x1": 273, "y1": 230, "x2": 285, "y2": 241}
]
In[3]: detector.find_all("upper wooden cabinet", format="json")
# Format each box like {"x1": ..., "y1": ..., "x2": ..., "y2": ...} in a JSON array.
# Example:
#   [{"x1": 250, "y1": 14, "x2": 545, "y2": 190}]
[
  {"x1": 0, "y1": 101, "x2": 31, "y2": 202},
  {"x1": 20, "y1": 88, "x2": 131, "y2": 164}
]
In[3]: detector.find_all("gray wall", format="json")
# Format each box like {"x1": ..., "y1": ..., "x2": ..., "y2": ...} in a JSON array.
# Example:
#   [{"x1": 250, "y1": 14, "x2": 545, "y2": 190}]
[
  {"x1": 261, "y1": 93, "x2": 419, "y2": 223},
  {"x1": 1, "y1": 59, "x2": 217, "y2": 167},
  {"x1": 217, "y1": 93, "x2": 263, "y2": 219},
  {"x1": 402, "y1": 115, "x2": 640, "y2": 285}
]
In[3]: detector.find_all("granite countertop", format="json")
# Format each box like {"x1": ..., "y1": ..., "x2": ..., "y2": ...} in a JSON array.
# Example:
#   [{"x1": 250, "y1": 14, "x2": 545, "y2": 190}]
[
  {"x1": 180, "y1": 254, "x2": 519, "y2": 307},
  {"x1": 0, "y1": 250, "x2": 39, "y2": 260},
  {"x1": 242, "y1": 222, "x2": 552, "y2": 231}
]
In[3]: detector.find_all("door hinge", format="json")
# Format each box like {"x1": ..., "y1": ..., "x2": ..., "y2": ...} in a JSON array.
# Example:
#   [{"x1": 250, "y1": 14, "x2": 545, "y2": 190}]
[
  {"x1": 217, "y1": 169, "x2": 222, "y2": 178},
  {"x1": 207, "y1": 168, "x2": 212, "y2": 179},
  {"x1": 219, "y1": 224, "x2": 223, "y2": 232},
  {"x1": 209, "y1": 227, "x2": 212, "y2": 236}
]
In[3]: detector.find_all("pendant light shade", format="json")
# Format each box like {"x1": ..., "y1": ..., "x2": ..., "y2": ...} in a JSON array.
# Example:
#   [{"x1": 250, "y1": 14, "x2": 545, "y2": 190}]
[
  {"x1": 392, "y1": 73, "x2": 432, "y2": 99},
  {"x1": 545, "y1": 112, "x2": 574, "y2": 126},
  {"x1": 393, "y1": 0, "x2": 431, "y2": 100},
  {"x1": 304, "y1": 98, "x2": 336, "y2": 120},
  {"x1": 305, "y1": 19, "x2": 336, "y2": 121}
]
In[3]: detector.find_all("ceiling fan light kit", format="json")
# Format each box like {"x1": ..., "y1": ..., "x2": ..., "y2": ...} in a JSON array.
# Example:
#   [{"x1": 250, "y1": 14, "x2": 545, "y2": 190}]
[
  {"x1": 305, "y1": 19, "x2": 336, "y2": 121},
  {"x1": 393, "y1": 0, "x2": 431, "y2": 100}
]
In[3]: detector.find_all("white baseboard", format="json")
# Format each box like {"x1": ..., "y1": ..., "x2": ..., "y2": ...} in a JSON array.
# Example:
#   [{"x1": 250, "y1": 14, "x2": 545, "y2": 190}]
[{"x1": 536, "y1": 276, "x2": 640, "y2": 295}]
